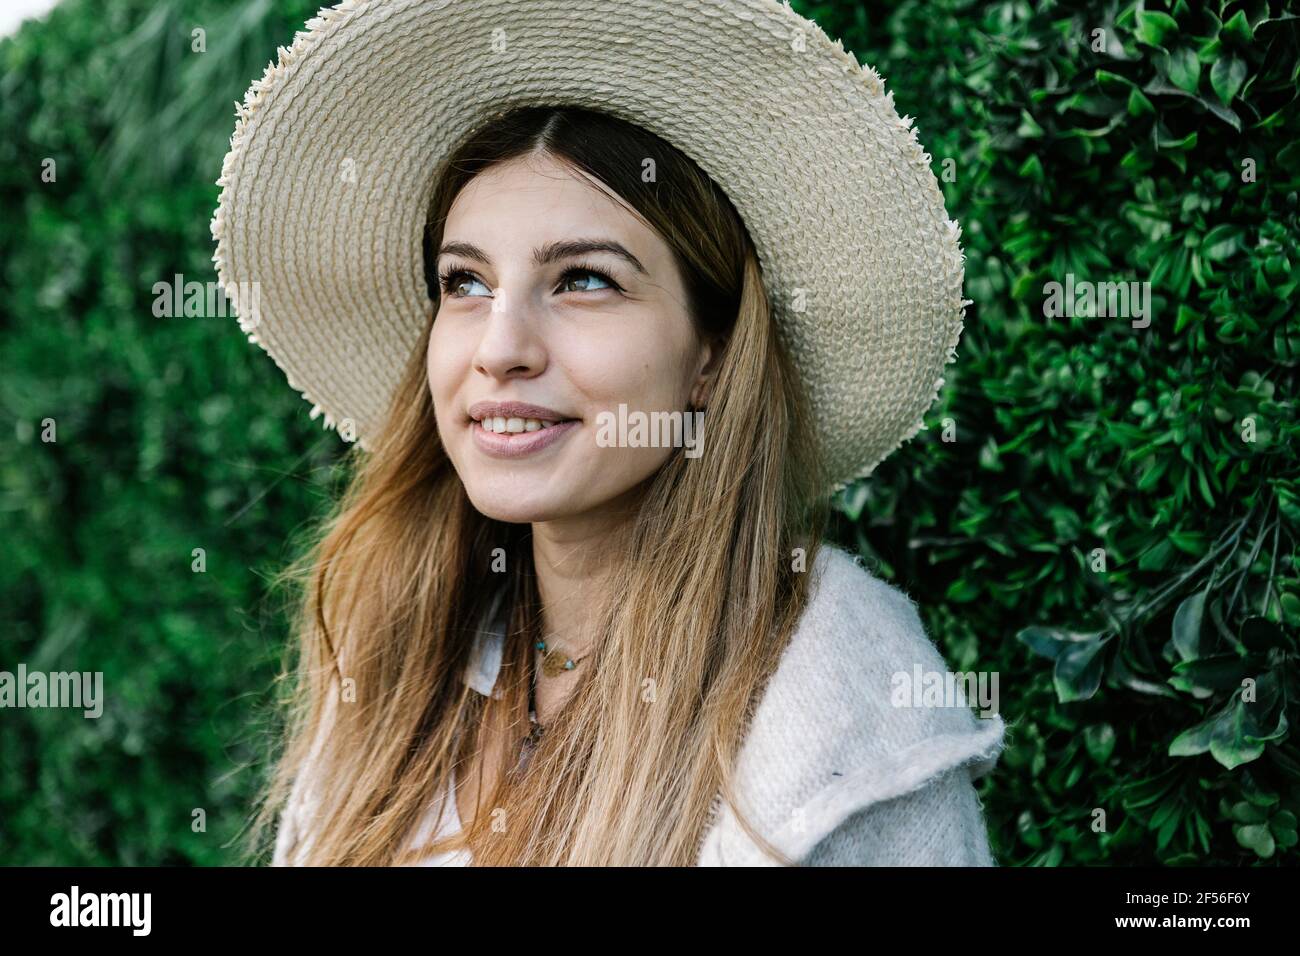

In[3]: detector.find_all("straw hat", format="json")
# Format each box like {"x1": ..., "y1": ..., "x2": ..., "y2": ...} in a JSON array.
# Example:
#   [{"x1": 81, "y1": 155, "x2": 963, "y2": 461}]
[{"x1": 210, "y1": 0, "x2": 969, "y2": 491}]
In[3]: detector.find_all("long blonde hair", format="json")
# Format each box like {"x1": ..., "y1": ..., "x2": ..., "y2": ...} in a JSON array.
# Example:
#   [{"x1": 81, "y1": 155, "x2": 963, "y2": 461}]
[{"x1": 247, "y1": 106, "x2": 829, "y2": 866}]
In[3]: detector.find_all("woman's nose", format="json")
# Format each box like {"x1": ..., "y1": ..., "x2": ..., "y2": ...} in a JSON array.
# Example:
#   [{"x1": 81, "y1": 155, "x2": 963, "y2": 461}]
[{"x1": 471, "y1": 286, "x2": 548, "y2": 380}]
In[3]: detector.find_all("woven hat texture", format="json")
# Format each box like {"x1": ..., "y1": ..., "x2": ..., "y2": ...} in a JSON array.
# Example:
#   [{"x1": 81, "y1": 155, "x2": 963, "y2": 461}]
[{"x1": 210, "y1": 0, "x2": 970, "y2": 490}]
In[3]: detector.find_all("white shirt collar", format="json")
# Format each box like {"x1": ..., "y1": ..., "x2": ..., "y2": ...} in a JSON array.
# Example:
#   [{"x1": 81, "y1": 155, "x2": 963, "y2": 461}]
[{"x1": 464, "y1": 585, "x2": 508, "y2": 699}]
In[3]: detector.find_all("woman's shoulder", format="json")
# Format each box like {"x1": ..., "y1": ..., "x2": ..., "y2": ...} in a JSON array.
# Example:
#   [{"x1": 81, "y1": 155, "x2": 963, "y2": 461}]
[
  {"x1": 696, "y1": 542, "x2": 1008, "y2": 865},
  {"x1": 785, "y1": 543, "x2": 1004, "y2": 753},
  {"x1": 806, "y1": 542, "x2": 1005, "y2": 753}
]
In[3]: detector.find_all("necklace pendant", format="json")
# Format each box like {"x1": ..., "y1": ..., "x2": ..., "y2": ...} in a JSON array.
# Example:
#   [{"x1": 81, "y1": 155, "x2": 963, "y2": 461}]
[{"x1": 542, "y1": 650, "x2": 573, "y2": 678}]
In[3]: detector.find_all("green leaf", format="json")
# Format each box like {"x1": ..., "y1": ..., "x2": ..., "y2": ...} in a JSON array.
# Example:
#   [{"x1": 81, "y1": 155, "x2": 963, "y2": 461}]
[
  {"x1": 1242, "y1": 788, "x2": 1281, "y2": 810},
  {"x1": 1126, "y1": 770, "x2": 1181, "y2": 809},
  {"x1": 1139, "y1": 538, "x2": 1176, "y2": 571},
  {"x1": 1234, "y1": 823, "x2": 1275, "y2": 857},
  {"x1": 1017, "y1": 626, "x2": 1108, "y2": 661},
  {"x1": 945, "y1": 576, "x2": 981, "y2": 602},
  {"x1": 1128, "y1": 87, "x2": 1155, "y2": 116},
  {"x1": 1227, "y1": 800, "x2": 1269, "y2": 823},
  {"x1": 1170, "y1": 715, "x2": 1215, "y2": 758},
  {"x1": 1202, "y1": 223, "x2": 1242, "y2": 261},
  {"x1": 1084, "y1": 723, "x2": 1116, "y2": 763},
  {"x1": 1016, "y1": 109, "x2": 1045, "y2": 138},
  {"x1": 1018, "y1": 153, "x2": 1045, "y2": 182},
  {"x1": 1018, "y1": 810, "x2": 1043, "y2": 849},
  {"x1": 1156, "y1": 127, "x2": 1198, "y2": 150},
  {"x1": 1113, "y1": 652, "x2": 1182, "y2": 698},
  {"x1": 1221, "y1": 10, "x2": 1254, "y2": 43},
  {"x1": 1211, "y1": 55, "x2": 1247, "y2": 105},
  {"x1": 1095, "y1": 68, "x2": 1136, "y2": 92},
  {"x1": 1136, "y1": 9, "x2": 1180, "y2": 47},
  {"x1": 1155, "y1": 802, "x2": 1183, "y2": 850},
  {"x1": 1172, "y1": 589, "x2": 1207, "y2": 661},
  {"x1": 1197, "y1": 466, "x2": 1216, "y2": 507},
  {"x1": 1166, "y1": 47, "x2": 1202, "y2": 92},
  {"x1": 1281, "y1": 592, "x2": 1300, "y2": 626},
  {"x1": 1054, "y1": 633, "x2": 1109, "y2": 702},
  {"x1": 833, "y1": 481, "x2": 870, "y2": 522},
  {"x1": 1168, "y1": 693, "x2": 1279, "y2": 768},
  {"x1": 1175, "y1": 303, "x2": 1201, "y2": 333}
]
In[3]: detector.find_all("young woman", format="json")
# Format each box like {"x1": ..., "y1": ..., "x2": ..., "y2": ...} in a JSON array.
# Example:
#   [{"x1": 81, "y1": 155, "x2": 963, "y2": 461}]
[{"x1": 213, "y1": 0, "x2": 1007, "y2": 867}]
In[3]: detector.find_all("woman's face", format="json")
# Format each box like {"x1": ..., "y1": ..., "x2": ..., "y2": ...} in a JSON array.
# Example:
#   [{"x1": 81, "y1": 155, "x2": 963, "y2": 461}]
[{"x1": 427, "y1": 151, "x2": 715, "y2": 524}]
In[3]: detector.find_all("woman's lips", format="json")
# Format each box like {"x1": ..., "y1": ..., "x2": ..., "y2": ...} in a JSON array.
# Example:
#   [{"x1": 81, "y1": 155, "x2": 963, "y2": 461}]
[{"x1": 470, "y1": 419, "x2": 580, "y2": 459}]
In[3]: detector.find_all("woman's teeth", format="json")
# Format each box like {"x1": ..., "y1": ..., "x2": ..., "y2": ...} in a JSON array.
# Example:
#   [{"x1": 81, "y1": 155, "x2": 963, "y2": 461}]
[{"x1": 478, "y1": 416, "x2": 561, "y2": 434}]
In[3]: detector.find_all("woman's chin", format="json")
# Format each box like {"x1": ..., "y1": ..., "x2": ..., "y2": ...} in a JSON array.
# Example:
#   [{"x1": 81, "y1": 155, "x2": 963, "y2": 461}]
[{"x1": 462, "y1": 485, "x2": 572, "y2": 525}]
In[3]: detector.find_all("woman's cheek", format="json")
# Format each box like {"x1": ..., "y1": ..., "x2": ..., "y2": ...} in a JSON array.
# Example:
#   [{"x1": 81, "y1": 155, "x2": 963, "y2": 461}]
[
  {"x1": 562, "y1": 327, "x2": 683, "y2": 408},
  {"x1": 427, "y1": 322, "x2": 472, "y2": 400}
]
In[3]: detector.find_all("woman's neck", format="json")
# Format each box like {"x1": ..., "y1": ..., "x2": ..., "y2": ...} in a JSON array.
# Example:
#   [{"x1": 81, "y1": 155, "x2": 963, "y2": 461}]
[{"x1": 529, "y1": 492, "x2": 639, "y2": 659}]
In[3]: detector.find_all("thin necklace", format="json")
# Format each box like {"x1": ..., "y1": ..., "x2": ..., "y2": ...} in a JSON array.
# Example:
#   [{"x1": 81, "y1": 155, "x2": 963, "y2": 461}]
[
  {"x1": 517, "y1": 637, "x2": 590, "y2": 774},
  {"x1": 535, "y1": 634, "x2": 592, "y2": 677}
]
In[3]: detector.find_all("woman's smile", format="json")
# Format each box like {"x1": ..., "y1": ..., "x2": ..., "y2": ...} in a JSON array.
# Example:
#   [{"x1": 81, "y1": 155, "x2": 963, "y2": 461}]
[
  {"x1": 466, "y1": 399, "x2": 581, "y2": 459},
  {"x1": 469, "y1": 417, "x2": 581, "y2": 459}
]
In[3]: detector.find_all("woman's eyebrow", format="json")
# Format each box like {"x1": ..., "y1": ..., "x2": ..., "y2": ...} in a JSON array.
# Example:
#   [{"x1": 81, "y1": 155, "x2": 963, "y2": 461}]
[{"x1": 436, "y1": 238, "x2": 648, "y2": 275}]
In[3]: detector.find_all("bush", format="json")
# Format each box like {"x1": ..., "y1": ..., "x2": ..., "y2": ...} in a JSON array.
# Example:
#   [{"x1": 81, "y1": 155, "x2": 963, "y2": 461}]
[{"x1": 818, "y1": 0, "x2": 1299, "y2": 864}]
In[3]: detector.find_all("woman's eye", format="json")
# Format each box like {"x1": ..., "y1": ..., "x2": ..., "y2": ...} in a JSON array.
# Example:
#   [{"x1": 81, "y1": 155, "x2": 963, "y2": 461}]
[
  {"x1": 440, "y1": 271, "x2": 491, "y2": 298},
  {"x1": 439, "y1": 266, "x2": 621, "y2": 298},
  {"x1": 558, "y1": 268, "x2": 619, "y2": 294}
]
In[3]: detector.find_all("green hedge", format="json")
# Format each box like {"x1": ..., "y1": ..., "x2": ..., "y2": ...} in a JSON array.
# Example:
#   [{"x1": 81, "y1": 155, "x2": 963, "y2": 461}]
[
  {"x1": 1, "y1": 0, "x2": 1295, "y2": 865},
  {"x1": 816, "y1": 0, "x2": 1299, "y2": 864},
  {"x1": 1, "y1": 0, "x2": 334, "y2": 865}
]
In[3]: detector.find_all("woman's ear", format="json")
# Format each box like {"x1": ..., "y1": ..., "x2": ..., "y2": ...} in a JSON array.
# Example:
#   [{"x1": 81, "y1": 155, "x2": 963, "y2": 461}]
[{"x1": 690, "y1": 335, "x2": 725, "y2": 409}]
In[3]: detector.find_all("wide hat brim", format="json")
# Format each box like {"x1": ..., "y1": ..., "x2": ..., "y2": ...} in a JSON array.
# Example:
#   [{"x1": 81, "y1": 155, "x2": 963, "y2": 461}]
[{"x1": 211, "y1": 0, "x2": 969, "y2": 491}]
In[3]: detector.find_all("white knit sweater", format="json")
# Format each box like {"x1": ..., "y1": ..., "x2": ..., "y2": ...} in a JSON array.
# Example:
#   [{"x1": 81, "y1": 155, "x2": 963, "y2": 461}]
[
  {"x1": 273, "y1": 543, "x2": 1007, "y2": 866},
  {"x1": 695, "y1": 544, "x2": 1006, "y2": 865}
]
